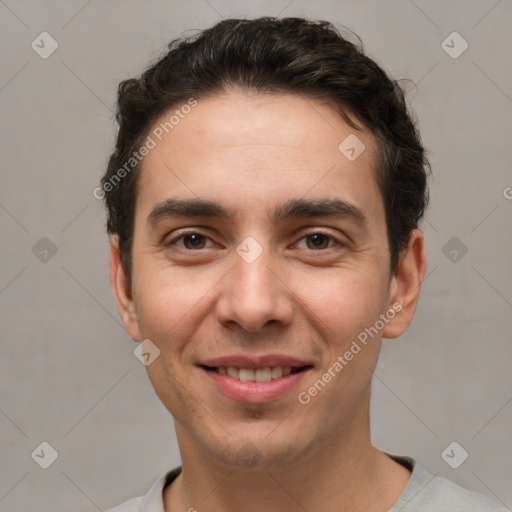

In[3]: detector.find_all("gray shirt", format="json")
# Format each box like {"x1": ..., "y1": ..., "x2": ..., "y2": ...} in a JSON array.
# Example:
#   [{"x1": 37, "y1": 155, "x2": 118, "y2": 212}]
[{"x1": 105, "y1": 454, "x2": 509, "y2": 511}]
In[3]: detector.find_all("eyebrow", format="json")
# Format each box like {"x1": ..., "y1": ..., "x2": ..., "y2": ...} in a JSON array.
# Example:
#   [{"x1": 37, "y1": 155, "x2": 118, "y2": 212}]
[{"x1": 147, "y1": 197, "x2": 368, "y2": 229}]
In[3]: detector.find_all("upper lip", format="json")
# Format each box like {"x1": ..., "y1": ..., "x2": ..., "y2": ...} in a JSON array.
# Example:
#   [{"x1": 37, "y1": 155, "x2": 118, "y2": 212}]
[{"x1": 198, "y1": 354, "x2": 313, "y2": 369}]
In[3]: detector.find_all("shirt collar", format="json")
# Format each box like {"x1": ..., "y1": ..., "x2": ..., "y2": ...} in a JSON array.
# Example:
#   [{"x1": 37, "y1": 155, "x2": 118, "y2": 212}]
[
  {"x1": 138, "y1": 456, "x2": 421, "y2": 511},
  {"x1": 139, "y1": 466, "x2": 182, "y2": 512}
]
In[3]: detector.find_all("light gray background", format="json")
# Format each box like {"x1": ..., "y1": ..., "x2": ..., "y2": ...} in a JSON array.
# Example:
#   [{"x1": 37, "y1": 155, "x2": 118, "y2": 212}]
[{"x1": 1, "y1": 1, "x2": 511, "y2": 511}]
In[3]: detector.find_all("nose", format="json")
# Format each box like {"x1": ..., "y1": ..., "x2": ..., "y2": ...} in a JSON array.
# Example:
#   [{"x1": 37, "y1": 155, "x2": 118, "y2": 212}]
[{"x1": 215, "y1": 244, "x2": 294, "y2": 334}]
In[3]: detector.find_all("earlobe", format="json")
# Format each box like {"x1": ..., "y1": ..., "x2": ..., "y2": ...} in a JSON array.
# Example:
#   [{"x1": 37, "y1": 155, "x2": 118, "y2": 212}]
[
  {"x1": 109, "y1": 236, "x2": 141, "y2": 341},
  {"x1": 382, "y1": 229, "x2": 426, "y2": 339}
]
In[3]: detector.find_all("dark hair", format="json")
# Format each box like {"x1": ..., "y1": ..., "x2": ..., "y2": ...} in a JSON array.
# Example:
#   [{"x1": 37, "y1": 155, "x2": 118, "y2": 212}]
[{"x1": 101, "y1": 16, "x2": 430, "y2": 280}]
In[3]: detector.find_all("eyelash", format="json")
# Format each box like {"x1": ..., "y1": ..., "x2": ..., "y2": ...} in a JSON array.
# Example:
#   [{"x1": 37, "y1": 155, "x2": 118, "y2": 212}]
[{"x1": 165, "y1": 230, "x2": 343, "y2": 252}]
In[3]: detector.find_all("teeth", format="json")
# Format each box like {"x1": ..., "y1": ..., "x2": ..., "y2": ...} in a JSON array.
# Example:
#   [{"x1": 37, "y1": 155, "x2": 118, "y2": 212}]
[
  {"x1": 239, "y1": 369, "x2": 255, "y2": 382},
  {"x1": 271, "y1": 366, "x2": 283, "y2": 379},
  {"x1": 217, "y1": 366, "x2": 298, "y2": 382},
  {"x1": 227, "y1": 367, "x2": 239, "y2": 379},
  {"x1": 255, "y1": 368, "x2": 272, "y2": 382}
]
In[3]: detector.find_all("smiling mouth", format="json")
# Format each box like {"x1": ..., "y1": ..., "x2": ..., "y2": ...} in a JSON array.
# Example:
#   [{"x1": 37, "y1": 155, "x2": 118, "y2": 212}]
[{"x1": 201, "y1": 365, "x2": 312, "y2": 382}]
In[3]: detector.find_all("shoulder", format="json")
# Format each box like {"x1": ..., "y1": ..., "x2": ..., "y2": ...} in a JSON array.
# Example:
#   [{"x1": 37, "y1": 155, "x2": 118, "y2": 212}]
[
  {"x1": 419, "y1": 475, "x2": 508, "y2": 511},
  {"x1": 104, "y1": 496, "x2": 143, "y2": 512},
  {"x1": 104, "y1": 467, "x2": 182, "y2": 512},
  {"x1": 390, "y1": 455, "x2": 509, "y2": 512},
  {"x1": 420, "y1": 473, "x2": 508, "y2": 511}
]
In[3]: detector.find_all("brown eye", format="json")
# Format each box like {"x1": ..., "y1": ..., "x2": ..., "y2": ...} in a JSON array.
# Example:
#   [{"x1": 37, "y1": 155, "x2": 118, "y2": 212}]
[
  {"x1": 305, "y1": 233, "x2": 332, "y2": 250},
  {"x1": 166, "y1": 232, "x2": 213, "y2": 250},
  {"x1": 181, "y1": 233, "x2": 207, "y2": 249}
]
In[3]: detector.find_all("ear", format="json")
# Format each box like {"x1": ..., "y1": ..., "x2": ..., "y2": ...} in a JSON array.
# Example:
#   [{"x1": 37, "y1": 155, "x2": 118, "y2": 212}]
[
  {"x1": 382, "y1": 229, "x2": 426, "y2": 339},
  {"x1": 109, "y1": 235, "x2": 141, "y2": 341}
]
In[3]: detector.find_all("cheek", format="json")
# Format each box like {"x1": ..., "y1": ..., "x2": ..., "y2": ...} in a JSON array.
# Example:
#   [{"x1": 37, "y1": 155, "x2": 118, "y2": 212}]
[
  {"x1": 292, "y1": 266, "x2": 386, "y2": 341},
  {"x1": 295, "y1": 271, "x2": 385, "y2": 412},
  {"x1": 133, "y1": 269, "x2": 204, "y2": 349}
]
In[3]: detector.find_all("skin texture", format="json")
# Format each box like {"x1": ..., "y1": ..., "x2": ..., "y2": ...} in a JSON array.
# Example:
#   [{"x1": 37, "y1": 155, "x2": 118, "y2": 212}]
[{"x1": 110, "y1": 90, "x2": 426, "y2": 512}]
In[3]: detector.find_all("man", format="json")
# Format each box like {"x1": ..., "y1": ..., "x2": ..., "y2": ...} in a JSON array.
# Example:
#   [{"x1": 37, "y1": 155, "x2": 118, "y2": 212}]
[{"x1": 101, "y1": 17, "x2": 507, "y2": 512}]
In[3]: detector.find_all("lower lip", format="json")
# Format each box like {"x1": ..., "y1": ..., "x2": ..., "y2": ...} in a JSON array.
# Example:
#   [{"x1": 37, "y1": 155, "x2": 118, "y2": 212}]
[{"x1": 202, "y1": 368, "x2": 310, "y2": 404}]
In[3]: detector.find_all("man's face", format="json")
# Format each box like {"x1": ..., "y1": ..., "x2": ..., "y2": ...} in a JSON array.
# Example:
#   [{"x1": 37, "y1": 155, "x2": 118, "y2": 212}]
[{"x1": 113, "y1": 91, "x2": 414, "y2": 468}]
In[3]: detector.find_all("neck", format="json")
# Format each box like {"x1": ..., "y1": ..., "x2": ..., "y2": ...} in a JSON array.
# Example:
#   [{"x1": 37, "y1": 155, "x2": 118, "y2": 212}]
[{"x1": 164, "y1": 417, "x2": 411, "y2": 512}]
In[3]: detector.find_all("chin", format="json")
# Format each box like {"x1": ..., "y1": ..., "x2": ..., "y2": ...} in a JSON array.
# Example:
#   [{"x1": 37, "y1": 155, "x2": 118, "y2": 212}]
[{"x1": 197, "y1": 425, "x2": 318, "y2": 470}]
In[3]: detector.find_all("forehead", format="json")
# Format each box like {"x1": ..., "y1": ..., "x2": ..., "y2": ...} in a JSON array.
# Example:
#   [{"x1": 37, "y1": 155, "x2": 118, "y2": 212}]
[{"x1": 136, "y1": 91, "x2": 383, "y2": 226}]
